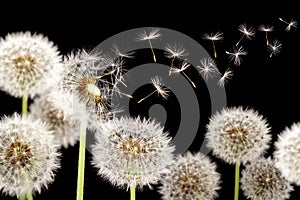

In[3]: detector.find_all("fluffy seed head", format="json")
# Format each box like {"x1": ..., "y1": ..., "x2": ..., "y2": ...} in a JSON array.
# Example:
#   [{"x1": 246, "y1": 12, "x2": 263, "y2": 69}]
[
  {"x1": 241, "y1": 157, "x2": 293, "y2": 200},
  {"x1": 0, "y1": 31, "x2": 61, "y2": 98},
  {"x1": 91, "y1": 116, "x2": 175, "y2": 190},
  {"x1": 205, "y1": 106, "x2": 271, "y2": 164},
  {"x1": 159, "y1": 151, "x2": 221, "y2": 200},
  {"x1": 274, "y1": 122, "x2": 300, "y2": 185},
  {"x1": 0, "y1": 113, "x2": 60, "y2": 198}
]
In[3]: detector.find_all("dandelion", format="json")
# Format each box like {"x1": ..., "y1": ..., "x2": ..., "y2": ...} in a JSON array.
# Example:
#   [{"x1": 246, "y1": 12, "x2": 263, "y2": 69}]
[
  {"x1": 226, "y1": 46, "x2": 248, "y2": 66},
  {"x1": 268, "y1": 40, "x2": 282, "y2": 57},
  {"x1": 274, "y1": 122, "x2": 300, "y2": 185},
  {"x1": 29, "y1": 93, "x2": 82, "y2": 149},
  {"x1": 241, "y1": 157, "x2": 293, "y2": 200},
  {"x1": 0, "y1": 113, "x2": 60, "y2": 199},
  {"x1": 0, "y1": 32, "x2": 61, "y2": 117},
  {"x1": 169, "y1": 61, "x2": 196, "y2": 88},
  {"x1": 164, "y1": 43, "x2": 188, "y2": 67},
  {"x1": 137, "y1": 76, "x2": 169, "y2": 103},
  {"x1": 258, "y1": 25, "x2": 274, "y2": 45},
  {"x1": 137, "y1": 28, "x2": 161, "y2": 62},
  {"x1": 205, "y1": 106, "x2": 271, "y2": 200},
  {"x1": 279, "y1": 18, "x2": 297, "y2": 31},
  {"x1": 91, "y1": 116, "x2": 175, "y2": 200},
  {"x1": 53, "y1": 49, "x2": 117, "y2": 200},
  {"x1": 197, "y1": 57, "x2": 220, "y2": 80},
  {"x1": 202, "y1": 31, "x2": 223, "y2": 58},
  {"x1": 218, "y1": 68, "x2": 233, "y2": 87},
  {"x1": 235, "y1": 23, "x2": 256, "y2": 46},
  {"x1": 159, "y1": 151, "x2": 221, "y2": 200}
]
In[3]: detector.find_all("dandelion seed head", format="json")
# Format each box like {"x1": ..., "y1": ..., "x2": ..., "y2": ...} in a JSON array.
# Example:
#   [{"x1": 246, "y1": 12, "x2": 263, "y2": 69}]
[
  {"x1": 286, "y1": 19, "x2": 297, "y2": 31},
  {"x1": 274, "y1": 122, "x2": 300, "y2": 185},
  {"x1": 226, "y1": 46, "x2": 248, "y2": 66},
  {"x1": 29, "y1": 94, "x2": 82, "y2": 148},
  {"x1": 241, "y1": 157, "x2": 293, "y2": 200},
  {"x1": 111, "y1": 44, "x2": 135, "y2": 59},
  {"x1": 91, "y1": 116, "x2": 175, "y2": 190},
  {"x1": 0, "y1": 113, "x2": 60, "y2": 198},
  {"x1": 159, "y1": 151, "x2": 221, "y2": 200},
  {"x1": 268, "y1": 40, "x2": 282, "y2": 56},
  {"x1": 169, "y1": 61, "x2": 190, "y2": 74},
  {"x1": 0, "y1": 31, "x2": 61, "y2": 98},
  {"x1": 205, "y1": 106, "x2": 271, "y2": 164}
]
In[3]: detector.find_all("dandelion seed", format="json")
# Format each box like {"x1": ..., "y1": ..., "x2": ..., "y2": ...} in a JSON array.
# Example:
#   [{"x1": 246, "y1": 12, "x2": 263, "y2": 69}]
[
  {"x1": 202, "y1": 31, "x2": 223, "y2": 58},
  {"x1": 235, "y1": 23, "x2": 255, "y2": 46},
  {"x1": 218, "y1": 68, "x2": 233, "y2": 87},
  {"x1": 159, "y1": 151, "x2": 221, "y2": 200},
  {"x1": 0, "y1": 113, "x2": 60, "y2": 198},
  {"x1": 137, "y1": 28, "x2": 161, "y2": 62},
  {"x1": 164, "y1": 43, "x2": 188, "y2": 67},
  {"x1": 226, "y1": 46, "x2": 248, "y2": 66},
  {"x1": 137, "y1": 76, "x2": 169, "y2": 103},
  {"x1": 268, "y1": 40, "x2": 282, "y2": 57},
  {"x1": 241, "y1": 157, "x2": 293, "y2": 200},
  {"x1": 0, "y1": 31, "x2": 61, "y2": 98},
  {"x1": 205, "y1": 106, "x2": 271, "y2": 165},
  {"x1": 274, "y1": 122, "x2": 300, "y2": 185},
  {"x1": 91, "y1": 116, "x2": 175, "y2": 194},
  {"x1": 169, "y1": 61, "x2": 196, "y2": 88},
  {"x1": 197, "y1": 57, "x2": 220, "y2": 80},
  {"x1": 259, "y1": 25, "x2": 274, "y2": 45},
  {"x1": 111, "y1": 44, "x2": 135, "y2": 84},
  {"x1": 279, "y1": 18, "x2": 297, "y2": 31}
]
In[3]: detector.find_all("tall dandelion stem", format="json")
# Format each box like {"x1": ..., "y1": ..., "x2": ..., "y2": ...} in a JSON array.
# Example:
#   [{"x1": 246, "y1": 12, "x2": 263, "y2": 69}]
[
  {"x1": 130, "y1": 186, "x2": 136, "y2": 200},
  {"x1": 234, "y1": 159, "x2": 240, "y2": 200},
  {"x1": 76, "y1": 121, "x2": 87, "y2": 200},
  {"x1": 148, "y1": 40, "x2": 156, "y2": 62},
  {"x1": 22, "y1": 92, "x2": 28, "y2": 117}
]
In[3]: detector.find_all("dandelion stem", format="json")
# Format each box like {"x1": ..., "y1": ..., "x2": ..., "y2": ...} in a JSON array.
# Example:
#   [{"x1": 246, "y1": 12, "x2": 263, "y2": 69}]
[
  {"x1": 130, "y1": 186, "x2": 136, "y2": 200},
  {"x1": 27, "y1": 193, "x2": 33, "y2": 200},
  {"x1": 22, "y1": 92, "x2": 28, "y2": 117},
  {"x1": 212, "y1": 41, "x2": 217, "y2": 58},
  {"x1": 19, "y1": 195, "x2": 26, "y2": 200},
  {"x1": 76, "y1": 121, "x2": 87, "y2": 200},
  {"x1": 138, "y1": 90, "x2": 157, "y2": 103},
  {"x1": 234, "y1": 159, "x2": 240, "y2": 200},
  {"x1": 148, "y1": 40, "x2": 156, "y2": 62}
]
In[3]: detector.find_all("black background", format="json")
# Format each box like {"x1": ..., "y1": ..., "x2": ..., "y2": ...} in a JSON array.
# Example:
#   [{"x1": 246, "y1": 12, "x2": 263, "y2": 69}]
[{"x1": 1, "y1": 5, "x2": 300, "y2": 200}]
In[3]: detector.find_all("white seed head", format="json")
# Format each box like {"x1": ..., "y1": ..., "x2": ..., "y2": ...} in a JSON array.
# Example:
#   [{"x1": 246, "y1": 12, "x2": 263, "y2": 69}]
[
  {"x1": 0, "y1": 113, "x2": 60, "y2": 198},
  {"x1": 274, "y1": 122, "x2": 300, "y2": 185},
  {"x1": 164, "y1": 43, "x2": 189, "y2": 59},
  {"x1": 137, "y1": 28, "x2": 161, "y2": 41},
  {"x1": 0, "y1": 31, "x2": 62, "y2": 98},
  {"x1": 202, "y1": 32, "x2": 224, "y2": 41},
  {"x1": 205, "y1": 106, "x2": 271, "y2": 164},
  {"x1": 238, "y1": 23, "x2": 256, "y2": 39},
  {"x1": 159, "y1": 151, "x2": 221, "y2": 200},
  {"x1": 29, "y1": 94, "x2": 82, "y2": 148},
  {"x1": 91, "y1": 116, "x2": 175, "y2": 190},
  {"x1": 197, "y1": 57, "x2": 220, "y2": 80},
  {"x1": 151, "y1": 76, "x2": 169, "y2": 100},
  {"x1": 241, "y1": 157, "x2": 293, "y2": 200}
]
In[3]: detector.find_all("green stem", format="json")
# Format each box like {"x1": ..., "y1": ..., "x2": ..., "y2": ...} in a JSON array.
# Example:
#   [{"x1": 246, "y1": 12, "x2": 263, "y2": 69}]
[
  {"x1": 27, "y1": 193, "x2": 33, "y2": 200},
  {"x1": 130, "y1": 186, "x2": 136, "y2": 200},
  {"x1": 76, "y1": 122, "x2": 87, "y2": 200},
  {"x1": 19, "y1": 195, "x2": 26, "y2": 200},
  {"x1": 234, "y1": 160, "x2": 240, "y2": 200},
  {"x1": 22, "y1": 93, "x2": 28, "y2": 117}
]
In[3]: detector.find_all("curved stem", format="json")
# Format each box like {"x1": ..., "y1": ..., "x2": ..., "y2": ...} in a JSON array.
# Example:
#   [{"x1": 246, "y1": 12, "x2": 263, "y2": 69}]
[
  {"x1": 130, "y1": 186, "x2": 136, "y2": 200},
  {"x1": 76, "y1": 121, "x2": 87, "y2": 200},
  {"x1": 234, "y1": 159, "x2": 240, "y2": 200},
  {"x1": 22, "y1": 92, "x2": 28, "y2": 117}
]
